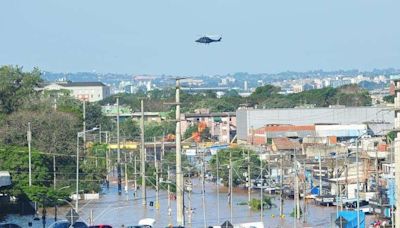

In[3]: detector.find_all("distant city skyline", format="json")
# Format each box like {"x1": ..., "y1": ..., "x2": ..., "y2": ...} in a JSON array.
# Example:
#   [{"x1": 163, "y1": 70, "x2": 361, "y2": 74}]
[{"x1": 1, "y1": 0, "x2": 399, "y2": 75}]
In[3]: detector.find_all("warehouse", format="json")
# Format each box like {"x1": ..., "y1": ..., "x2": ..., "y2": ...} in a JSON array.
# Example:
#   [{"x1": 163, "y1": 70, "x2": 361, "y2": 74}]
[{"x1": 236, "y1": 106, "x2": 393, "y2": 142}]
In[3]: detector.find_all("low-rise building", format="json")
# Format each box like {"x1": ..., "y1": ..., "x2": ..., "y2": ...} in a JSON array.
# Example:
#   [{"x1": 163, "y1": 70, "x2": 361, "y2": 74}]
[
  {"x1": 249, "y1": 124, "x2": 315, "y2": 145},
  {"x1": 181, "y1": 109, "x2": 236, "y2": 143},
  {"x1": 271, "y1": 137, "x2": 301, "y2": 153},
  {"x1": 39, "y1": 81, "x2": 110, "y2": 102}
]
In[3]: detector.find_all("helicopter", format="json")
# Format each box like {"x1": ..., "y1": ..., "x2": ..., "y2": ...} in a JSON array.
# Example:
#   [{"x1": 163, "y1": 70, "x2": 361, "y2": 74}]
[{"x1": 195, "y1": 35, "x2": 222, "y2": 44}]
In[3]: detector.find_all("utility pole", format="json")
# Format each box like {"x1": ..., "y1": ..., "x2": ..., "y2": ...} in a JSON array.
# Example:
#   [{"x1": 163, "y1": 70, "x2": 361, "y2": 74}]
[
  {"x1": 134, "y1": 155, "x2": 137, "y2": 198},
  {"x1": 227, "y1": 113, "x2": 230, "y2": 144},
  {"x1": 216, "y1": 151, "x2": 220, "y2": 224},
  {"x1": 53, "y1": 154, "x2": 56, "y2": 190},
  {"x1": 167, "y1": 165, "x2": 171, "y2": 217},
  {"x1": 319, "y1": 150, "x2": 322, "y2": 196},
  {"x1": 89, "y1": 210, "x2": 93, "y2": 226},
  {"x1": 154, "y1": 137, "x2": 159, "y2": 209},
  {"x1": 279, "y1": 152, "x2": 284, "y2": 217},
  {"x1": 336, "y1": 154, "x2": 339, "y2": 218},
  {"x1": 247, "y1": 150, "x2": 251, "y2": 208},
  {"x1": 294, "y1": 149, "x2": 300, "y2": 222},
  {"x1": 187, "y1": 178, "x2": 192, "y2": 224},
  {"x1": 106, "y1": 132, "x2": 110, "y2": 184},
  {"x1": 117, "y1": 97, "x2": 122, "y2": 195},
  {"x1": 76, "y1": 134, "x2": 80, "y2": 212},
  {"x1": 229, "y1": 150, "x2": 233, "y2": 223},
  {"x1": 303, "y1": 159, "x2": 307, "y2": 224},
  {"x1": 27, "y1": 122, "x2": 32, "y2": 187},
  {"x1": 124, "y1": 149, "x2": 128, "y2": 194},
  {"x1": 292, "y1": 154, "x2": 297, "y2": 228},
  {"x1": 375, "y1": 147, "x2": 379, "y2": 197},
  {"x1": 175, "y1": 79, "x2": 184, "y2": 226},
  {"x1": 201, "y1": 146, "x2": 207, "y2": 228},
  {"x1": 356, "y1": 138, "x2": 360, "y2": 228},
  {"x1": 140, "y1": 99, "x2": 146, "y2": 205},
  {"x1": 260, "y1": 156, "x2": 263, "y2": 223},
  {"x1": 83, "y1": 100, "x2": 86, "y2": 151}
]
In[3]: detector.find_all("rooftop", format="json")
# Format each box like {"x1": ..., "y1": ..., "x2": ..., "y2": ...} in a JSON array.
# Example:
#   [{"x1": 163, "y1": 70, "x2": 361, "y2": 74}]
[
  {"x1": 60, "y1": 81, "x2": 106, "y2": 87},
  {"x1": 40, "y1": 81, "x2": 107, "y2": 87},
  {"x1": 272, "y1": 137, "x2": 301, "y2": 151}
]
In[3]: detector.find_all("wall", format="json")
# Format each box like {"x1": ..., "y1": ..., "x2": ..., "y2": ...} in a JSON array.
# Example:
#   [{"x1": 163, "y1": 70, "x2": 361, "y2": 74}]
[
  {"x1": 236, "y1": 106, "x2": 394, "y2": 141},
  {"x1": 304, "y1": 144, "x2": 348, "y2": 158}
]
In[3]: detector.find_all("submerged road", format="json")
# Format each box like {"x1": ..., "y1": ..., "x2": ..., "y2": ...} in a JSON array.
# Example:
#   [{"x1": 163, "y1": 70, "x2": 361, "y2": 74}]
[{"x1": 3, "y1": 179, "x2": 336, "y2": 227}]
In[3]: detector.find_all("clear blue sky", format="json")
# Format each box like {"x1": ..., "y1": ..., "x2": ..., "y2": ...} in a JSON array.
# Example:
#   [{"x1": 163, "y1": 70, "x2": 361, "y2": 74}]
[{"x1": 0, "y1": 0, "x2": 399, "y2": 76}]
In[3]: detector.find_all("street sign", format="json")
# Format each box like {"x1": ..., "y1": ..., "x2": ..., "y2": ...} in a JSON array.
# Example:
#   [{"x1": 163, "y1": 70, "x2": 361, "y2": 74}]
[
  {"x1": 65, "y1": 209, "x2": 79, "y2": 224},
  {"x1": 221, "y1": 220, "x2": 233, "y2": 228}
]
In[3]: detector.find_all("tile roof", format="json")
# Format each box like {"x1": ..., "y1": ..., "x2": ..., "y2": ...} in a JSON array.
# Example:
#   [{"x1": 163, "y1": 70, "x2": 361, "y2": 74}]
[{"x1": 272, "y1": 137, "x2": 301, "y2": 150}]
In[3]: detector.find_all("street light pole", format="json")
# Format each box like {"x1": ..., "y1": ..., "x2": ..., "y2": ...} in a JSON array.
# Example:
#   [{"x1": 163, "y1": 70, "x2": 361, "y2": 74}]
[
  {"x1": 75, "y1": 133, "x2": 80, "y2": 212},
  {"x1": 140, "y1": 99, "x2": 146, "y2": 205}
]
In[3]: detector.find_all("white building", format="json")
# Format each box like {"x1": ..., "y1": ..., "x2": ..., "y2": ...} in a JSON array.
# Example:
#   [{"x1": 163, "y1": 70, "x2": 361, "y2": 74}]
[
  {"x1": 292, "y1": 84, "x2": 304, "y2": 93},
  {"x1": 41, "y1": 81, "x2": 110, "y2": 102}
]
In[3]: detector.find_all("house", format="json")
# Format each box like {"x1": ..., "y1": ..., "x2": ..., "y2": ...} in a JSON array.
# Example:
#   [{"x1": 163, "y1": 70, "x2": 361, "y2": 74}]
[{"x1": 271, "y1": 137, "x2": 301, "y2": 153}]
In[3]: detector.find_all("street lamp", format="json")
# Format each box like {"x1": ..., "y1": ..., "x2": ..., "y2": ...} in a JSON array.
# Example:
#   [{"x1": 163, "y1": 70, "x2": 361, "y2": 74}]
[
  {"x1": 53, "y1": 186, "x2": 70, "y2": 221},
  {"x1": 76, "y1": 127, "x2": 99, "y2": 212}
]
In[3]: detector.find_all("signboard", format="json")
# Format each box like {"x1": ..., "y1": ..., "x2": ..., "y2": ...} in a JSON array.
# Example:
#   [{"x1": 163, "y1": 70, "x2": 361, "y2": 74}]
[
  {"x1": 65, "y1": 209, "x2": 79, "y2": 224},
  {"x1": 77, "y1": 94, "x2": 90, "y2": 101}
]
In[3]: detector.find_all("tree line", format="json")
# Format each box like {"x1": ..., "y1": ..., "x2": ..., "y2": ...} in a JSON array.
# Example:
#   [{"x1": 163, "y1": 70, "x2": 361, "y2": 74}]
[
  {"x1": 101, "y1": 83, "x2": 372, "y2": 114},
  {"x1": 0, "y1": 66, "x2": 109, "y2": 205}
]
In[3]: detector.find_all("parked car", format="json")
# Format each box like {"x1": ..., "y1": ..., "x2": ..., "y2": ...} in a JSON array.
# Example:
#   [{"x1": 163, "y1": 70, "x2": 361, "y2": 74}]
[
  {"x1": 0, "y1": 224, "x2": 22, "y2": 228},
  {"x1": 48, "y1": 220, "x2": 88, "y2": 228},
  {"x1": 89, "y1": 225, "x2": 112, "y2": 228}
]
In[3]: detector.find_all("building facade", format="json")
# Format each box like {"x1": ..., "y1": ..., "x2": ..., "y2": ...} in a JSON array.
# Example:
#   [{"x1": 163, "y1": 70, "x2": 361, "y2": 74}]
[
  {"x1": 391, "y1": 75, "x2": 400, "y2": 226},
  {"x1": 41, "y1": 81, "x2": 110, "y2": 102},
  {"x1": 236, "y1": 106, "x2": 394, "y2": 142},
  {"x1": 180, "y1": 110, "x2": 236, "y2": 143}
]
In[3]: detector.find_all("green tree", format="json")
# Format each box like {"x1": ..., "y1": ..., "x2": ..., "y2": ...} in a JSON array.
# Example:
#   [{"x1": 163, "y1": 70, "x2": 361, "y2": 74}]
[
  {"x1": 144, "y1": 121, "x2": 175, "y2": 141},
  {"x1": 383, "y1": 95, "x2": 394, "y2": 103},
  {"x1": 0, "y1": 145, "x2": 68, "y2": 203},
  {"x1": 250, "y1": 85, "x2": 281, "y2": 98},
  {"x1": 249, "y1": 196, "x2": 274, "y2": 210},
  {"x1": 0, "y1": 66, "x2": 42, "y2": 114},
  {"x1": 0, "y1": 110, "x2": 80, "y2": 155},
  {"x1": 208, "y1": 148, "x2": 260, "y2": 187}
]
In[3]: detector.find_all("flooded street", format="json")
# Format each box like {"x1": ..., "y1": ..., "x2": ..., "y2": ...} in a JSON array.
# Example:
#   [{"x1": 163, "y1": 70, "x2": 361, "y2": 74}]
[{"x1": 3, "y1": 178, "x2": 337, "y2": 228}]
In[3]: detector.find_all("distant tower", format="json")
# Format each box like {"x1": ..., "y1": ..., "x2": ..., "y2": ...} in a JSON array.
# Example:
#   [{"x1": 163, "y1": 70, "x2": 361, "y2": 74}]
[
  {"x1": 244, "y1": 81, "x2": 248, "y2": 91},
  {"x1": 393, "y1": 75, "x2": 400, "y2": 227}
]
